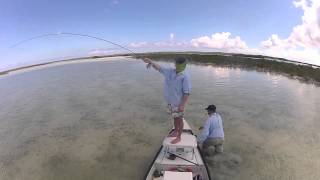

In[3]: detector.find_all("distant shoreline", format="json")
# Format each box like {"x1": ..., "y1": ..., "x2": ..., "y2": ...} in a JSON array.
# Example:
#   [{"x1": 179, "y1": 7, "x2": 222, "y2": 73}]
[
  {"x1": 1, "y1": 52, "x2": 320, "y2": 85},
  {"x1": 0, "y1": 55, "x2": 130, "y2": 76},
  {"x1": 136, "y1": 52, "x2": 320, "y2": 85}
]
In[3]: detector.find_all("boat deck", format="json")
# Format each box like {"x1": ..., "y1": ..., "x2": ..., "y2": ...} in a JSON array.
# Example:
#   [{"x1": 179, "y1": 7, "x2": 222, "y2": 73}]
[
  {"x1": 145, "y1": 119, "x2": 211, "y2": 180},
  {"x1": 156, "y1": 131, "x2": 204, "y2": 166}
]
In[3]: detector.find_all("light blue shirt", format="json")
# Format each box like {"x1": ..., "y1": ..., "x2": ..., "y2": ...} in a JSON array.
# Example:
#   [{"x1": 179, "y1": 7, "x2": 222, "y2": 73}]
[
  {"x1": 197, "y1": 113, "x2": 224, "y2": 144},
  {"x1": 159, "y1": 66, "x2": 191, "y2": 106}
]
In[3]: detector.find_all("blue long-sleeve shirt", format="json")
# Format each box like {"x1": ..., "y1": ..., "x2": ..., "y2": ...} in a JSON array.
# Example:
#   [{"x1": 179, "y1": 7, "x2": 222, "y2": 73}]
[
  {"x1": 197, "y1": 113, "x2": 224, "y2": 144},
  {"x1": 159, "y1": 66, "x2": 191, "y2": 106}
]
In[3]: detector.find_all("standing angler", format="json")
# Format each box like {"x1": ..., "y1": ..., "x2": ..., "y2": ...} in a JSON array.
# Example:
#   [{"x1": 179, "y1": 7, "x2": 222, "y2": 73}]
[{"x1": 142, "y1": 57, "x2": 191, "y2": 144}]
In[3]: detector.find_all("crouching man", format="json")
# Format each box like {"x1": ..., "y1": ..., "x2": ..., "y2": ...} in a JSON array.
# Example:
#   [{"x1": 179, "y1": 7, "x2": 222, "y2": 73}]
[{"x1": 197, "y1": 104, "x2": 224, "y2": 155}]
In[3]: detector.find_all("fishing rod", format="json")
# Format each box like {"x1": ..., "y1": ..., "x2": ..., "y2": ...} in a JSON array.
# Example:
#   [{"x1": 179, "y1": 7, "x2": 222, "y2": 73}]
[
  {"x1": 167, "y1": 151, "x2": 199, "y2": 166},
  {"x1": 10, "y1": 32, "x2": 139, "y2": 57},
  {"x1": 9, "y1": 32, "x2": 157, "y2": 69}
]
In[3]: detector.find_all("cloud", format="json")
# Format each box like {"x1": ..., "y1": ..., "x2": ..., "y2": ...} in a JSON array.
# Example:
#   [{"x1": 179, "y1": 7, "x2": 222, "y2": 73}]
[
  {"x1": 262, "y1": 0, "x2": 320, "y2": 48},
  {"x1": 104, "y1": 0, "x2": 119, "y2": 12},
  {"x1": 111, "y1": 0, "x2": 119, "y2": 5},
  {"x1": 260, "y1": 0, "x2": 320, "y2": 64},
  {"x1": 128, "y1": 1, "x2": 320, "y2": 65},
  {"x1": 290, "y1": 0, "x2": 320, "y2": 48},
  {"x1": 89, "y1": 49, "x2": 116, "y2": 56},
  {"x1": 170, "y1": 33, "x2": 174, "y2": 40},
  {"x1": 190, "y1": 32, "x2": 247, "y2": 50},
  {"x1": 128, "y1": 41, "x2": 189, "y2": 50},
  {"x1": 261, "y1": 34, "x2": 297, "y2": 49},
  {"x1": 129, "y1": 42, "x2": 148, "y2": 48}
]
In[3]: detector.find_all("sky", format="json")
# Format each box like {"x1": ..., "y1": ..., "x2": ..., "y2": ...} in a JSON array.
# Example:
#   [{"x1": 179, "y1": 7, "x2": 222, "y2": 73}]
[{"x1": 0, "y1": 0, "x2": 319, "y2": 70}]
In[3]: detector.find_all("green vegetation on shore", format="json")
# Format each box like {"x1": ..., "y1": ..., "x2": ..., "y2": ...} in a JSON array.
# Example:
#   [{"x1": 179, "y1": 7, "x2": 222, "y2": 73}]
[
  {"x1": 1, "y1": 52, "x2": 319, "y2": 85},
  {"x1": 135, "y1": 52, "x2": 320, "y2": 85},
  {"x1": 0, "y1": 71, "x2": 8, "y2": 75}
]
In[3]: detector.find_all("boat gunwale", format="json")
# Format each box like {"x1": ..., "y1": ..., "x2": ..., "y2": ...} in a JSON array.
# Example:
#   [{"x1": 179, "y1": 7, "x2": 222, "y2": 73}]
[
  {"x1": 197, "y1": 145, "x2": 212, "y2": 180},
  {"x1": 143, "y1": 145, "x2": 163, "y2": 180},
  {"x1": 144, "y1": 128, "x2": 212, "y2": 180}
]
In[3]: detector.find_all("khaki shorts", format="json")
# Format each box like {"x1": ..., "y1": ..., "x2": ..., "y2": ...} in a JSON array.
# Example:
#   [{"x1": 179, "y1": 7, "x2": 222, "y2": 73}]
[
  {"x1": 169, "y1": 105, "x2": 184, "y2": 118},
  {"x1": 203, "y1": 137, "x2": 224, "y2": 153}
]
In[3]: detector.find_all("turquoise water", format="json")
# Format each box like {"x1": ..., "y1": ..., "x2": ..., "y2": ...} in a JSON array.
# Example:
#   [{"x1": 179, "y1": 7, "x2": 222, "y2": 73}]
[{"x1": 0, "y1": 58, "x2": 319, "y2": 180}]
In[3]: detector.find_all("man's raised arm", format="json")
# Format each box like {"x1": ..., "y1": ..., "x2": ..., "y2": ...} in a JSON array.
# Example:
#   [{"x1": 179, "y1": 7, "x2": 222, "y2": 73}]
[{"x1": 142, "y1": 58, "x2": 161, "y2": 71}]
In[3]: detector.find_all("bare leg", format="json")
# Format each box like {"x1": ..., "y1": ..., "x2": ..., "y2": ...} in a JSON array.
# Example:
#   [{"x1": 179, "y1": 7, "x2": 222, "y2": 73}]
[
  {"x1": 171, "y1": 117, "x2": 182, "y2": 144},
  {"x1": 179, "y1": 119, "x2": 184, "y2": 136},
  {"x1": 166, "y1": 104, "x2": 171, "y2": 114},
  {"x1": 168, "y1": 117, "x2": 178, "y2": 137}
]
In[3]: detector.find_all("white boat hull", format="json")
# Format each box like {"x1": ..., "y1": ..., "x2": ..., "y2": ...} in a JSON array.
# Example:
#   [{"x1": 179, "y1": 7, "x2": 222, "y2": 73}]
[{"x1": 144, "y1": 120, "x2": 211, "y2": 180}]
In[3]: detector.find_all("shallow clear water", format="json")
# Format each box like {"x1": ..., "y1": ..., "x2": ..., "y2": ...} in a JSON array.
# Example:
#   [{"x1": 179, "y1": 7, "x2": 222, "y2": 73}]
[{"x1": 0, "y1": 58, "x2": 319, "y2": 180}]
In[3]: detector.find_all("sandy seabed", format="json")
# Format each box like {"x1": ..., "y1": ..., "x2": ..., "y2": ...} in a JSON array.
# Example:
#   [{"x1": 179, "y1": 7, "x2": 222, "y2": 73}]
[{"x1": 0, "y1": 58, "x2": 319, "y2": 180}]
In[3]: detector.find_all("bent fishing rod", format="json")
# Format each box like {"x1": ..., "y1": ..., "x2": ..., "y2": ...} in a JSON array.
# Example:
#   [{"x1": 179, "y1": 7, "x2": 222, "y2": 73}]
[
  {"x1": 11, "y1": 32, "x2": 139, "y2": 57},
  {"x1": 10, "y1": 32, "x2": 157, "y2": 70}
]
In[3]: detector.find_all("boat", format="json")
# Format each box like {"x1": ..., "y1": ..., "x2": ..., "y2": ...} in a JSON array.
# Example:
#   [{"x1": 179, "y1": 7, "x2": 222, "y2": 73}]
[{"x1": 144, "y1": 119, "x2": 212, "y2": 180}]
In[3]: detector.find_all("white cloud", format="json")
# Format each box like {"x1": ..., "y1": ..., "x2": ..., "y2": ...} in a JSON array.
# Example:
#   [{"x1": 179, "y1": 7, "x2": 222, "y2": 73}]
[
  {"x1": 170, "y1": 33, "x2": 174, "y2": 40},
  {"x1": 153, "y1": 41, "x2": 188, "y2": 47},
  {"x1": 127, "y1": 0, "x2": 320, "y2": 65},
  {"x1": 261, "y1": 34, "x2": 292, "y2": 49},
  {"x1": 260, "y1": 0, "x2": 320, "y2": 64},
  {"x1": 289, "y1": 0, "x2": 320, "y2": 48},
  {"x1": 55, "y1": 30, "x2": 62, "y2": 35},
  {"x1": 128, "y1": 39, "x2": 189, "y2": 50},
  {"x1": 89, "y1": 49, "x2": 116, "y2": 56},
  {"x1": 104, "y1": 0, "x2": 119, "y2": 12},
  {"x1": 190, "y1": 32, "x2": 248, "y2": 50},
  {"x1": 111, "y1": 0, "x2": 119, "y2": 5},
  {"x1": 129, "y1": 42, "x2": 148, "y2": 48}
]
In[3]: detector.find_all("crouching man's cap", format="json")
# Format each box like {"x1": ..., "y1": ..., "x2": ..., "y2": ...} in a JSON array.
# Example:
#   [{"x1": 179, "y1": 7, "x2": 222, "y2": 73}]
[{"x1": 205, "y1": 104, "x2": 216, "y2": 112}]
